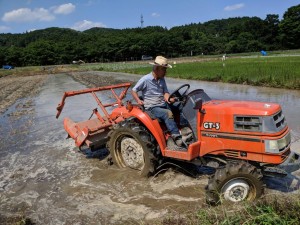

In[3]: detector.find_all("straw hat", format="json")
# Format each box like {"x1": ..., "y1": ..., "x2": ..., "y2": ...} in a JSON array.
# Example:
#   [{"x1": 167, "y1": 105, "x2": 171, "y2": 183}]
[{"x1": 150, "y1": 56, "x2": 172, "y2": 68}]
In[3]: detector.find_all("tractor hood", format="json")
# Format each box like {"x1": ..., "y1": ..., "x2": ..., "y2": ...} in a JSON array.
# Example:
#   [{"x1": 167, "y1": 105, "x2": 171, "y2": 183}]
[
  {"x1": 205, "y1": 100, "x2": 281, "y2": 116},
  {"x1": 201, "y1": 100, "x2": 285, "y2": 134}
]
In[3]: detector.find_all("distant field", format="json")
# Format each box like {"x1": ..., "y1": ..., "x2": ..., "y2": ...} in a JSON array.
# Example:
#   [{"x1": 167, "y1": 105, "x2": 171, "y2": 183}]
[
  {"x1": 1, "y1": 51, "x2": 300, "y2": 89},
  {"x1": 89, "y1": 54, "x2": 300, "y2": 89},
  {"x1": 168, "y1": 55, "x2": 300, "y2": 89}
]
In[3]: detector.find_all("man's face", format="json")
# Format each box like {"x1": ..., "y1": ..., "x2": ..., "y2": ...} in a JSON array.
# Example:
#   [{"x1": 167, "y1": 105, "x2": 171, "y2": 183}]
[{"x1": 156, "y1": 66, "x2": 167, "y2": 78}]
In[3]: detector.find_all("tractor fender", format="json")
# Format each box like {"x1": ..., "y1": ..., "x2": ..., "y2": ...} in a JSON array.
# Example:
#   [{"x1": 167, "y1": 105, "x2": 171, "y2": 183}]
[{"x1": 128, "y1": 107, "x2": 167, "y2": 152}]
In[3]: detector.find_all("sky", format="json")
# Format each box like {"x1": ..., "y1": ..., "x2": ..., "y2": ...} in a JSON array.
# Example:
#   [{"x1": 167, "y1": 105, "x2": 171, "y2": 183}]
[{"x1": 0, "y1": 0, "x2": 299, "y2": 34}]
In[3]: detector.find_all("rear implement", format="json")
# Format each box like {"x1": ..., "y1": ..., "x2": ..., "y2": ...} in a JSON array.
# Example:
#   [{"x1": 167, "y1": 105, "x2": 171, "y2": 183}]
[{"x1": 56, "y1": 83, "x2": 131, "y2": 149}]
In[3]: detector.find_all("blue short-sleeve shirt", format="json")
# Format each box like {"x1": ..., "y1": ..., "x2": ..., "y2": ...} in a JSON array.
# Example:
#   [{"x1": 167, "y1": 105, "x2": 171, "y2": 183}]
[{"x1": 132, "y1": 72, "x2": 169, "y2": 109}]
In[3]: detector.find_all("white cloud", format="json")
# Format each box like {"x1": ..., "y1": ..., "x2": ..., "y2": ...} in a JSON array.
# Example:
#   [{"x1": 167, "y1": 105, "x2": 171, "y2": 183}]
[
  {"x1": 71, "y1": 20, "x2": 106, "y2": 31},
  {"x1": 2, "y1": 3, "x2": 75, "y2": 24},
  {"x1": 224, "y1": 3, "x2": 245, "y2": 11},
  {"x1": 52, "y1": 3, "x2": 75, "y2": 15},
  {"x1": 26, "y1": 29, "x2": 36, "y2": 32},
  {"x1": 151, "y1": 12, "x2": 160, "y2": 18},
  {"x1": 2, "y1": 8, "x2": 55, "y2": 22},
  {"x1": 0, "y1": 25, "x2": 10, "y2": 32}
]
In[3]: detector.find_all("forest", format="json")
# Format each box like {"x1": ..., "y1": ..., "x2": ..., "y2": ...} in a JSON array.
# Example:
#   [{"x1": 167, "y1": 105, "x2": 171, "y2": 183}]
[{"x1": 0, "y1": 4, "x2": 299, "y2": 67}]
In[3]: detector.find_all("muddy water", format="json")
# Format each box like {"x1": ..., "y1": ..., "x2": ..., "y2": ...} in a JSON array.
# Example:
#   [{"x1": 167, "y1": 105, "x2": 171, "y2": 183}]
[{"x1": 1, "y1": 72, "x2": 300, "y2": 224}]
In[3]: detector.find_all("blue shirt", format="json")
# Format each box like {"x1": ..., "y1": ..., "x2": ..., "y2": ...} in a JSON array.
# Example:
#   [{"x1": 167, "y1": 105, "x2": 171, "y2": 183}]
[{"x1": 132, "y1": 72, "x2": 169, "y2": 109}]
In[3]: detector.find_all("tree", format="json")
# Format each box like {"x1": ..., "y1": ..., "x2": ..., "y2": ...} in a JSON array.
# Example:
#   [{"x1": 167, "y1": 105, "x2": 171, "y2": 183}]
[
  {"x1": 236, "y1": 32, "x2": 255, "y2": 52},
  {"x1": 24, "y1": 40, "x2": 56, "y2": 65},
  {"x1": 225, "y1": 40, "x2": 240, "y2": 53},
  {"x1": 5, "y1": 46, "x2": 22, "y2": 66},
  {"x1": 279, "y1": 4, "x2": 300, "y2": 49},
  {"x1": 263, "y1": 14, "x2": 280, "y2": 49}
]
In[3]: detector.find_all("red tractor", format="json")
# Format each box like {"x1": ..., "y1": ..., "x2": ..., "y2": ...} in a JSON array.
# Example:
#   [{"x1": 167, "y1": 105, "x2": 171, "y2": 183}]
[{"x1": 56, "y1": 82, "x2": 299, "y2": 204}]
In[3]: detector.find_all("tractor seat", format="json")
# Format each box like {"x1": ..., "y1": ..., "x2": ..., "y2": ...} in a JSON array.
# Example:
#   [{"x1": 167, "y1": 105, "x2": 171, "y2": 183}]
[{"x1": 136, "y1": 97, "x2": 163, "y2": 122}]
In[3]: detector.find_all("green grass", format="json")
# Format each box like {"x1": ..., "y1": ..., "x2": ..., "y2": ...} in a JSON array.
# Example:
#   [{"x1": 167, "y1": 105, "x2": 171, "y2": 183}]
[
  {"x1": 113, "y1": 56, "x2": 300, "y2": 89},
  {"x1": 155, "y1": 194, "x2": 300, "y2": 225},
  {"x1": 180, "y1": 57, "x2": 300, "y2": 89},
  {"x1": 77, "y1": 52, "x2": 300, "y2": 89}
]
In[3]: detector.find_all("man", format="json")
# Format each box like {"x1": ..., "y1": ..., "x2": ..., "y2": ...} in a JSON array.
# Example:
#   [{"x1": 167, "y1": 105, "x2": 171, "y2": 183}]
[{"x1": 131, "y1": 56, "x2": 186, "y2": 148}]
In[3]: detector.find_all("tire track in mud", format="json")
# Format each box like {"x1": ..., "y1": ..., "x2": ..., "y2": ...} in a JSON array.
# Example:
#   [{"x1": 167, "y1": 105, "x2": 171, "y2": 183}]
[
  {"x1": 0, "y1": 75, "x2": 47, "y2": 114},
  {"x1": 68, "y1": 71, "x2": 130, "y2": 88}
]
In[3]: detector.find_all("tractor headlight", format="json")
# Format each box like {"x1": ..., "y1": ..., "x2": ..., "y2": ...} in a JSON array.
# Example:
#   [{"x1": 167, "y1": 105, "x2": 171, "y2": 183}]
[{"x1": 265, "y1": 132, "x2": 291, "y2": 153}]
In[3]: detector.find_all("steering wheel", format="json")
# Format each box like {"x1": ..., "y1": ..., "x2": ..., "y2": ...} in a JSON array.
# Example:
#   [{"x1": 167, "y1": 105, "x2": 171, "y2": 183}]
[{"x1": 168, "y1": 84, "x2": 190, "y2": 104}]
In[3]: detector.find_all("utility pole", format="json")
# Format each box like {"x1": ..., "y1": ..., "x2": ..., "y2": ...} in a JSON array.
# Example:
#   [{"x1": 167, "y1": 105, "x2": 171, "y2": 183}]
[{"x1": 141, "y1": 14, "x2": 144, "y2": 28}]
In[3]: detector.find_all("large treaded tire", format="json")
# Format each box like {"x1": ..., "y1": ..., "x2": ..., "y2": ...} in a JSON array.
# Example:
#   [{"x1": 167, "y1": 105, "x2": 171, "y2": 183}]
[
  {"x1": 206, "y1": 161, "x2": 264, "y2": 205},
  {"x1": 107, "y1": 118, "x2": 159, "y2": 177}
]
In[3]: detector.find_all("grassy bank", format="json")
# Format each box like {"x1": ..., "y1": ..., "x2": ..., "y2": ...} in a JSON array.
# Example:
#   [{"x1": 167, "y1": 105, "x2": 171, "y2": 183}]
[
  {"x1": 2, "y1": 194, "x2": 300, "y2": 224},
  {"x1": 156, "y1": 194, "x2": 300, "y2": 225}
]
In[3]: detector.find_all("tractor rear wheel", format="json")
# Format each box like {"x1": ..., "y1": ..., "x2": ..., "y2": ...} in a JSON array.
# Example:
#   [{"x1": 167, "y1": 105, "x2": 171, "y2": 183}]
[
  {"x1": 107, "y1": 119, "x2": 158, "y2": 177},
  {"x1": 206, "y1": 161, "x2": 264, "y2": 205}
]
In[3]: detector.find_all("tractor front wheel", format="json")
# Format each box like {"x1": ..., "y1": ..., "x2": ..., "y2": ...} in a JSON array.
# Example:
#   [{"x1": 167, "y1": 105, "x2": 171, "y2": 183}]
[
  {"x1": 206, "y1": 161, "x2": 264, "y2": 205},
  {"x1": 107, "y1": 119, "x2": 158, "y2": 177}
]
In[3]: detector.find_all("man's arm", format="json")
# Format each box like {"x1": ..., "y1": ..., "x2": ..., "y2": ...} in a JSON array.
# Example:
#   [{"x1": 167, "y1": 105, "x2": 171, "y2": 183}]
[
  {"x1": 164, "y1": 92, "x2": 170, "y2": 102},
  {"x1": 131, "y1": 90, "x2": 144, "y2": 105},
  {"x1": 162, "y1": 79, "x2": 175, "y2": 104}
]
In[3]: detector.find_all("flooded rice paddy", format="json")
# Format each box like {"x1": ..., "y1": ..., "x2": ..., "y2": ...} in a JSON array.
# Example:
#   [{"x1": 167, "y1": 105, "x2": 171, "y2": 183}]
[{"x1": 0, "y1": 72, "x2": 300, "y2": 224}]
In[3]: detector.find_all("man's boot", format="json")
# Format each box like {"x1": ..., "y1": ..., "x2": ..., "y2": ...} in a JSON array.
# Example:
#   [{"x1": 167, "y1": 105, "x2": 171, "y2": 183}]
[
  {"x1": 171, "y1": 134, "x2": 183, "y2": 147},
  {"x1": 181, "y1": 127, "x2": 193, "y2": 143}
]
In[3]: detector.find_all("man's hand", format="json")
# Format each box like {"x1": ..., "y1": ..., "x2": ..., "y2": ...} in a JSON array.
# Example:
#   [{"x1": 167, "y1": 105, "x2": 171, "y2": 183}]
[
  {"x1": 131, "y1": 90, "x2": 144, "y2": 105},
  {"x1": 168, "y1": 97, "x2": 176, "y2": 104},
  {"x1": 137, "y1": 99, "x2": 144, "y2": 105}
]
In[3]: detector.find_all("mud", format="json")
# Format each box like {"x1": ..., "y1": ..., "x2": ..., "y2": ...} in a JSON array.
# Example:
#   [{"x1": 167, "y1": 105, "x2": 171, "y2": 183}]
[
  {"x1": 68, "y1": 72, "x2": 130, "y2": 88},
  {"x1": 0, "y1": 74, "x2": 47, "y2": 115},
  {"x1": 1, "y1": 72, "x2": 300, "y2": 224}
]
